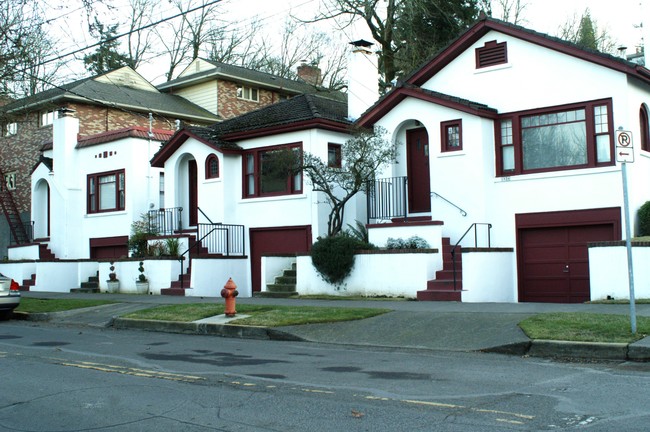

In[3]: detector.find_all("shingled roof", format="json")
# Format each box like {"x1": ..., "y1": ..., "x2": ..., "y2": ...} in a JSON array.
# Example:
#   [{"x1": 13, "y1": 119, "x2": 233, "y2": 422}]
[
  {"x1": 1, "y1": 70, "x2": 219, "y2": 123},
  {"x1": 158, "y1": 58, "x2": 346, "y2": 103},
  {"x1": 151, "y1": 93, "x2": 352, "y2": 167}
]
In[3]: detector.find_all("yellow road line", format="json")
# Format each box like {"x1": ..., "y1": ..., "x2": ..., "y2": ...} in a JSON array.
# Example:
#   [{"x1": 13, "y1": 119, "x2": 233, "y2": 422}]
[{"x1": 57, "y1": 361, "x2": 204, "y2": 383}]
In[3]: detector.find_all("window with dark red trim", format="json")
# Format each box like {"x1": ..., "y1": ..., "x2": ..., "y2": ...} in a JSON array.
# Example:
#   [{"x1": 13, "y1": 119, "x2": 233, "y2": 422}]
[
  {"x1": 243, "y1": 143, "x2": 302, "y2": 198},
  {"x1": 87, "y1": 169, "x2": 125, "y2": 213},
  {"x1": 441, "y1": 120, "x2": 462, "y2": 152},
  {"x1": 496, "y1": 99, "x2": 614, "y2": 176},
  {"x1": 640, "y1": 104, "x2": 650, "y2": 152},
  {"x1": 328, "y1": 143, "x2": 342, "y2": 167},
  {"x1": 476, "y1": 40, "x2": 508, "y2": 69},
  {"x1": 205, "y1": 154, "x2": 219, "y2": 179}
]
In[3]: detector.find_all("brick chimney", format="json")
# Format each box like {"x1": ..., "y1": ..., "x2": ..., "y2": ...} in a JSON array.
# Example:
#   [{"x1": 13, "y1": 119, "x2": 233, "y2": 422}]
[
  {"x1": 347, "y1": 40, "x2": 379, "y2": 121},
  {"x1": 297, "y1": 61, "x2": 322, "y2": 86}
]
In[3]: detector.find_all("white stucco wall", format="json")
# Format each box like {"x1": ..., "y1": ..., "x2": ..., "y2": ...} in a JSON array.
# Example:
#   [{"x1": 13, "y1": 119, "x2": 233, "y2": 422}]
[
  {"x1": 295, "y1": 252, "x2": 438, "y2": 298},
  {"x1": 461, "y1": 250, "x2": 516, "y2": 303},
  {"x1": 589, "y1": 245, "x2": 650, "y2": 300},
  {"x1": 189, "y1": 257, "x2": 249, "y2": 297}
]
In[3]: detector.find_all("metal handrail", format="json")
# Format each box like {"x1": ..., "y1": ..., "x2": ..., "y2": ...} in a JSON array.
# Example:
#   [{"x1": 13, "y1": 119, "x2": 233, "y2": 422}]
[
  {"x1": 197, "y1": 207, "x2": 215, "y2": 224},
  {"x1": 148, "y1": 207, "x2": 182, "y2": 235},
  {"x1": 451, "y1": 223, "x2": 493, "y2": 290},
  {"x1": 431, "y1": 191, "x2": 467, "y2": 217}
]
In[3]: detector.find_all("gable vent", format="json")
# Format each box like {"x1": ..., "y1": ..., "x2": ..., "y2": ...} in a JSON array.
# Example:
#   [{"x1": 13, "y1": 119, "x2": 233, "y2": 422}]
[{"x1": 476, "y1": 40, "x2": 508, "y2": 69}]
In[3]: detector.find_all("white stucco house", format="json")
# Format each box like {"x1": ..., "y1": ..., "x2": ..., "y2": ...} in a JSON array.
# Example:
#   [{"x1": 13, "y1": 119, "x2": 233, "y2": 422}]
[{"x1": 4, "y1": 17, "x2": 650, "y2": 303}]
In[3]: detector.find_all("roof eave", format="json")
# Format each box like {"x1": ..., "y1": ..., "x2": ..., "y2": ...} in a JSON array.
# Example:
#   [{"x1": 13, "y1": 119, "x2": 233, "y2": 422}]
[{"x1": 221, "y1": 119, "x2": 351, "y2": 141}]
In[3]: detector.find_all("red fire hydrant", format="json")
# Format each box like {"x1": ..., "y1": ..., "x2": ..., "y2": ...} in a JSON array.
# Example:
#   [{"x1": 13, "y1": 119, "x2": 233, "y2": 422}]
[{"x1": 221, "y1": 278, "x2": 238, "y2": 317}]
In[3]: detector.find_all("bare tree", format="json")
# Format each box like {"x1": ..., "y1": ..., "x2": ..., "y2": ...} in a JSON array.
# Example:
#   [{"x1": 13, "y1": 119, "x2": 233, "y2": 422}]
[
  {"x1": 0, "y1": 0, "x2": 61, "y2": 98},
  {"x1": 491, "y1": 0, "x2": 528, "y2": 25},
  {"x1": 302, "y1": 0, "x2": 485, "y2": 88},
  {"x1": 124, "y1": 0, "x2": 156, "y2": 69},
  {"x1": 558, "y1": 8, "x2": 617, "y2": 54}
]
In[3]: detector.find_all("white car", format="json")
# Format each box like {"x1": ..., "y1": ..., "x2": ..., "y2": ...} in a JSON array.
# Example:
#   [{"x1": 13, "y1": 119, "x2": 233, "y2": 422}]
[{"x1": 0, "y1": 273, "x2": 20, "y2": 320}]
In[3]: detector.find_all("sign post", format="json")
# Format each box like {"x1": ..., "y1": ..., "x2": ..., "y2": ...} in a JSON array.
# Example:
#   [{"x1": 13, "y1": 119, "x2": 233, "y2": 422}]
[{"x1": 615, "y1": 129, "x2": 637, "y2": 334}]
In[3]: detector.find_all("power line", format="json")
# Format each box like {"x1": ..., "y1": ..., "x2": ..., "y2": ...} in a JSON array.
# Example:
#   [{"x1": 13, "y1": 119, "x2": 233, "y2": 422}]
[{"x1": 29, "y1": 0, "x2": 224, "y2": 74}]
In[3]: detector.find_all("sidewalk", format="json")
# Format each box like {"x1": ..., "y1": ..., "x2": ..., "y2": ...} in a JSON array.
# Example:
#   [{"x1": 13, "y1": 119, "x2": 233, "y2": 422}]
[{"x1": 15, "y1": 292, "x2": 650, "y2": 362}]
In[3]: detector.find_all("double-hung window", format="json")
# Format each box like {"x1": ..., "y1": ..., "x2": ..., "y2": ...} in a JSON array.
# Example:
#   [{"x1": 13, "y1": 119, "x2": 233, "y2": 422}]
[
  {"x1": 243, "y1": 144, "x2": 302, "y2": 198},
  {"x1": 40, "y1": 110, "x2": 59, "y2": 127},
  {"x1": 88, "y1": 170, "x2": 125, "y2": 213},
  {"x1": 237, "y1": 85, "x2": 259, "y2": 102},
  {"x1": 497, "y1": 99, "x2": 614, "y2": 176},
  {"x1": 441, "y1": 120, "x2": 462, "y2": 152}
]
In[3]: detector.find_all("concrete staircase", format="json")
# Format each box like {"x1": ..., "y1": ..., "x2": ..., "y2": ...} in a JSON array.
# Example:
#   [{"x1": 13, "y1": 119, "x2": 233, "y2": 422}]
[
  {"x1": 38, "y1": 243, "x2": 57, "y2": 261},
  {"x1": 71, "y1": 272, "x2": 100, "y2": 293},
  {"x1": 417, "y1": 237, "x2": 463, "y2": 301},
  {"x1": 19, "y1": 274, "x2": 36, "y2": 292},
  {"x1": 256, "y1": 262, "x2": 298, "y2": 298},
  {"x1": 161, "y1": 270, "x2": 192, "y2": 296}
]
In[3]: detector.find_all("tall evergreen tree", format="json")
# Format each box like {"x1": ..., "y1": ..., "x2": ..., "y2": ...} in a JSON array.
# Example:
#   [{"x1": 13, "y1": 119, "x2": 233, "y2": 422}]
[
  {"x1": 576, "y1": 11, "x2": 598, "y2": 50},
  {"x1": 83, "y1": 18, "x2": 133, "y2": 75}
]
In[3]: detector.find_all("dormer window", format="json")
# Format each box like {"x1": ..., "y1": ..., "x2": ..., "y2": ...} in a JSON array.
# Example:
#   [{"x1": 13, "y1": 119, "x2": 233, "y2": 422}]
[
  {"x1": 237, "y1": 85, "x2": 259, "y2": 102},
  {"x1": 476, "y1": 40, "x2": 508, "y2": 69}
]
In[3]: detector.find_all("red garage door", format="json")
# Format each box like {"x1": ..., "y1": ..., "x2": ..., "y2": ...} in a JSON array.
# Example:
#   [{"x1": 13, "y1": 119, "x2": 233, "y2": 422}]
[
  {"x1": 517, "y1": 208, "x2": 620, "y2": 303},
  {"x1": 249, "y1": 226, "x2": 312, "y2": 292},
  {"x1": 90, "y1": 236, "x2": 129, "y2": 260}
]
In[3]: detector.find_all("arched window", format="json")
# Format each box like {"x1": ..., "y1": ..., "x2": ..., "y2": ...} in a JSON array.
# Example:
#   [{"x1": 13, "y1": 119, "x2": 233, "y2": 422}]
[
  {"x1": 205, "y1": 154, "x2": 219, "y2": 179},
  {"x1": 640, "y1": 104, "x2": 650, "y2": 152}
]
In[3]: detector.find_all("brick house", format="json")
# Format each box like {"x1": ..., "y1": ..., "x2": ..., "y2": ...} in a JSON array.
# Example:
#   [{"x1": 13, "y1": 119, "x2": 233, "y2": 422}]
[{"x1": 157, "y1": 58, "x2": 340, "y2": 120}]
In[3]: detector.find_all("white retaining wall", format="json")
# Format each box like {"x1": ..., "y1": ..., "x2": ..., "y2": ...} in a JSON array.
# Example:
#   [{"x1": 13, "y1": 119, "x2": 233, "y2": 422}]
[
  {"x1": 589, "y1": 244, "x2": 650, "y2": 300},
  {"x1": 189, "y1": 257, "x2": 249, "y2": 298},
  {"x1": 295, "y1": 251, "x2": 439, "y2": 298},
  {"x1": 461, "y1": 250, "x2": 516, "y2": 303}
]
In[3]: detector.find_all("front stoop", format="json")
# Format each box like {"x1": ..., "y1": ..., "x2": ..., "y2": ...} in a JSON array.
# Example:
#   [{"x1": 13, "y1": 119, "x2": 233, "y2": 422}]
[
  {"x1": 161, "y1": 271, "x2": 192, "y2": 296},
  {"x1": 19, "y1": 274, "x2": 36, "y2": 291},
  {"x1": 417, "y1": 237, "x2": 463, "y2": 301},
  {"x1": 256, "y1": 263, "x2": 298, "y2": 298},
  {"x1": 71, "y1": 273, "x2": 100, "y2": 293}
]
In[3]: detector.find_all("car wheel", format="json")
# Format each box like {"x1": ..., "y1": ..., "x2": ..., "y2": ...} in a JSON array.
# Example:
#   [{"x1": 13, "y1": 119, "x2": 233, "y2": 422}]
[{"x1": 0, "y1": 311, "x2": 12, "y2": 321}]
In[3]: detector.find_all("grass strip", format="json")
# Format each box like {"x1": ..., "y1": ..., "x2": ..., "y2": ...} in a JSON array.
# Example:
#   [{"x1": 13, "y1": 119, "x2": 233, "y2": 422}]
[
  {"x1": 123, "y1": 303, "x2": 389, "y2": 327},
  {"x1": 519, "y1": 312, "x2": 650, "y2": 343},
  {"x1": 16, "y1": 298, "x2": 117, "y2": 313}
]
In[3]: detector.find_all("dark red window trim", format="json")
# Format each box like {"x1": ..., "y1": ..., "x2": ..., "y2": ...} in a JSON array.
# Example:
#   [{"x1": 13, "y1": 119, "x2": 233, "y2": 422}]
[
  {"x1": 441, "y1": 119, "x2": 463, "y2": 152},
  {"x1": 476, "y1": 40, "x2": 508, "y2": 69},
  {"x1": 328, "y1": 143, "x2": 342, "y2": 167},
  {"x1": 495, "y1": 98, "x2": 615, "y2": 177},
  {"x1": 87, "y1": 169, "x2": 125, "y2": 214},
  {"x1": 242, "y1": 143, "x2": 303, "y2": 198},
  {"x1": 205, "y1": 154, "x2": 219, "y2": 179},
  {"x1": 640, "y1": 104, "x2": 650, "y2": 152}
]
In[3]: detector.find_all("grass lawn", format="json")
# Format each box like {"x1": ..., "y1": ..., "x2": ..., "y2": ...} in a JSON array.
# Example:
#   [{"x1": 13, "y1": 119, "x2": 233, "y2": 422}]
[
  {"x1": 16, "y1": 298, "x2": 117, "y2": 313},
  {"x1": 122, "y1": 303, "x2": 390, "y2": 327},
  {"x1": 519, "y1": 313, "x2": 650, "y2": 344}
]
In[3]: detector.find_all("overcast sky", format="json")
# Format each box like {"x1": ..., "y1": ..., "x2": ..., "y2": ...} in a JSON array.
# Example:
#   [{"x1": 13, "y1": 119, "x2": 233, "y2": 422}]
[{"x1": 48, "y1": 0, "x2": 648, "y2": 83}]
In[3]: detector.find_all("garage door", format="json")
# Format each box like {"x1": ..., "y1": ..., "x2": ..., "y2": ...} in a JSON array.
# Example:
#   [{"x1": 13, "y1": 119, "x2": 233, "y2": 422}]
[
  {"x1": 517, "y1": 208, "x2": 620, "y2": 303},
  {"x1": 249, "y1": 226, "x2": 312, "y2": 292},
  {"x1": 90, "y1": 236, "x2": 129, "y2": 259}
]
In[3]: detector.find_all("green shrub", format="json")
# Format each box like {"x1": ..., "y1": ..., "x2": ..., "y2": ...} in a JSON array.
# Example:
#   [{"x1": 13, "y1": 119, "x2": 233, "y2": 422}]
[
  {"x1": 311, "y1": 235, "x2": 373, "y2": 286},
  {"x1": 638, "y1": 201, "x2": 650, "y2": 236},
  {"x1": 128, "y1": 213, "x2": 159, "y2": 257}
]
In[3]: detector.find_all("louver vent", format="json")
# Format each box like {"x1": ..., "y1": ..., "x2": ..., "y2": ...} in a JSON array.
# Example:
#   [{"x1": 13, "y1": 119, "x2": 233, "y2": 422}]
[{"x1": 476, "y1": 41, "x2": 508, "y2": 68}]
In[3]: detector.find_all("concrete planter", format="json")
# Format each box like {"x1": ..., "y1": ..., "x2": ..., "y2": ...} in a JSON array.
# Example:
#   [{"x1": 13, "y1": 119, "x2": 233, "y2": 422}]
[
  {"x1": 106, "y1": 280, "x2": 120, "y2": 293},
  {"x1": 135, "y1": 281, "x2": 149, "y2": 294}
]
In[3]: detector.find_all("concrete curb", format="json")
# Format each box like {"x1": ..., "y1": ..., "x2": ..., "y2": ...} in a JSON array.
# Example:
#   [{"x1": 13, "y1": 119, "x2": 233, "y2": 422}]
[
  {"x1": 528, "y1": 340, "x2": 629, "y2": 361},
  {"x1": 112, "y1": 317, "x2": 305, "y2": 341}
]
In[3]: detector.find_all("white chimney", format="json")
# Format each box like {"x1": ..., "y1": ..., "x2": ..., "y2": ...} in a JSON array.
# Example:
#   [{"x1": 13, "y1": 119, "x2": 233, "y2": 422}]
[
  {"x1": 347, "y1": 40, "x2": 379, "y2": 121},
  {"x1": 52, "y1": 107, "x2": 79, "y2": 189}
]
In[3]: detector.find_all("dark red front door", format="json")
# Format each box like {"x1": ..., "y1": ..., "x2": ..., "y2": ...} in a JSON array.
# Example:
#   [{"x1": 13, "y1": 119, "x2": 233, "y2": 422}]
[
  {"x1": 406, "y1": 128, "x2": 431, "y2": 213},
  {"x1": 249, "y1": 226, "x2": 312, "y2": 292},
  {"x1": 188, "y1": 160, "x2": 198, "y2": 226},
  {"x1": 519, "y1": 224, "x2": 617, "y2": 303}
]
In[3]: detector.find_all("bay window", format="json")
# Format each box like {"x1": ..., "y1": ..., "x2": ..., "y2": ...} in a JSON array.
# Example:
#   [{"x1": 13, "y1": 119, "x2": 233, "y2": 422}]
[{"x1": 497, "y1": 99, "x2": 614, "y2": 175}]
